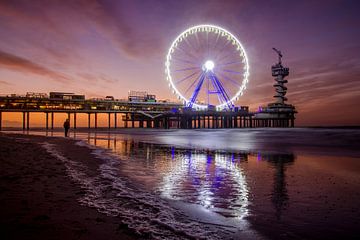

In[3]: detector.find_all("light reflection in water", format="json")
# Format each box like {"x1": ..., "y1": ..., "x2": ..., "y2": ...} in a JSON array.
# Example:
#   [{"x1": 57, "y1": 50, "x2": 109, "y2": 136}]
[
  {"x1": 83, "y1": 132, "x2": 295, "y2": 220},
  {"x1": 160, "y1": 150, "x2": 249, "y2": 218}
]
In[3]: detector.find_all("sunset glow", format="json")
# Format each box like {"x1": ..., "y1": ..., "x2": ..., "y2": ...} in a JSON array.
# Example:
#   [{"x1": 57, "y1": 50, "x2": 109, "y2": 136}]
[{"x1": 0, "y1": 1, "x2": 359, "y2": 126}]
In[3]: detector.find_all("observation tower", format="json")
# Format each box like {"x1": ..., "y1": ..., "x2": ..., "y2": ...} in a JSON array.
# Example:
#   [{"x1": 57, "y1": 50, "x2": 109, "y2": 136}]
[
  {"x1": 254, "y1": 48, "x2": 297, "y2": 127},
  {"x1": 271, "y1": 48, "x2": 289, "y2": 105}
]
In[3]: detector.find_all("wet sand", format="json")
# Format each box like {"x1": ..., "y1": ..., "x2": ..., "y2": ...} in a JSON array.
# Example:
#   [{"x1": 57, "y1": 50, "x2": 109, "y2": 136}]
[
  {"x1": 1, "y1": 130, "x2": 359, "y2": 240},
  {"x1": 0, "y1": 133, "x2": 138, "y2": 240}
]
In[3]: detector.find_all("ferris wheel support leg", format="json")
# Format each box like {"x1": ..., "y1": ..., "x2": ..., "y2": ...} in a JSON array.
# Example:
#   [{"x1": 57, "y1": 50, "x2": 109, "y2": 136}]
[
  {"x1": 210, "y1": 74, "x2": 233, "y2": 110},
  {"x1": 188, "y1": 74, "x2": 206, "y2": 108}
]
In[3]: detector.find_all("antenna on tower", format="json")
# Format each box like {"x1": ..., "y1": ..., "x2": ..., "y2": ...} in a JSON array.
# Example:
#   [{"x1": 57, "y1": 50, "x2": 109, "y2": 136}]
[{"x1": 272, "y1": 48, "x2": 283, "y2": 64}]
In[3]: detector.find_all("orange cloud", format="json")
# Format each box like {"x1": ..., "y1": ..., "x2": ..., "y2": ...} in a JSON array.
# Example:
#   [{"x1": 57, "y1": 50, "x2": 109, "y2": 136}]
[{"x1": 0, "y1": 50, "x2": 70, "y2": 83}]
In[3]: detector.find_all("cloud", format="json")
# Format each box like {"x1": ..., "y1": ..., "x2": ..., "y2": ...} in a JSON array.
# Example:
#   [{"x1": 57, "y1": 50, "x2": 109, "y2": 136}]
[
  {"x1": 0, "y1": 0, "x2": 166, "y2": 59},
  {"x1": 0, "y1": 50, "x2": 69, "y2": 83},
  {"x1": 78, "y1": 72, "x2": 118, "y2": 84},
  {"x1": 74, "y1": 0, "x2": 165, "y2": 59},
  {"x1": 288, "y1": 53, "x2": 360, "y2": 107},
  {"x1": 0, "y1": 80, "x2": 12, "y2": 86}
]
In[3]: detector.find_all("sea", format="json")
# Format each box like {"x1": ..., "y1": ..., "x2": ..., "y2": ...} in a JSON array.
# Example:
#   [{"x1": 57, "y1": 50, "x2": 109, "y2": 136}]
[{"x1": 5, "y1": 128, "x2": 360, "y2": 239}]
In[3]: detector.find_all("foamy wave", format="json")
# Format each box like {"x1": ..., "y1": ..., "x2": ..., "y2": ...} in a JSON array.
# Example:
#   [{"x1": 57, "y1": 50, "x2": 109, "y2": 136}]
[{"x1": 41, "y1": 141, "x2": 233, "y2": 239}]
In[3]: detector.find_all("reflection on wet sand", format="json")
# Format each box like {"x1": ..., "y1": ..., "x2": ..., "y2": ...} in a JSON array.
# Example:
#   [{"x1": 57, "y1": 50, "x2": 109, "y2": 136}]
[
  {"x1": 260, "y1": 153, "x2": 295, "y2": 220},
  {"x1": 86, "y1": 132, "x2": 296, "y2": 222}
]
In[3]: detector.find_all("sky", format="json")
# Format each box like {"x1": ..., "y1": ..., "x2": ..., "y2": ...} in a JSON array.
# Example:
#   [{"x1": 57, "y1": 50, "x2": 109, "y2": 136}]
[{"x1": 0, "y1": 0, "x2": 359, "y2": 126}]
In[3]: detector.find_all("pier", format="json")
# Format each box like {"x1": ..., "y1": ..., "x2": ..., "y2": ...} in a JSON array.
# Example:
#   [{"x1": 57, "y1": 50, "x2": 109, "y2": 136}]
[{"x1": 0, "y1": 95, "x2": 295, "y2": 130}]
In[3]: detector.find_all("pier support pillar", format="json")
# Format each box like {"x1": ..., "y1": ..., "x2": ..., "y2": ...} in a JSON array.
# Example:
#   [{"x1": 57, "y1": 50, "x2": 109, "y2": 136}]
[
  {"x1": 125, "y1": 114, "x2": 128, "y2": 128},
  {"x1": 88, "y1": 113, "x2": 91, "y2": 128},
  {"x1": 46, "y1": 112, "x2": 49, "y2": 130},
  {"x1": 22, "y1": 112, "x2": 26, "y2": 130},
  {"x1": 74, "y1": 113, "x2": 77, "y2": 129},
  {"x1": 26, "y1": 112, "x2": 30, "y2": 130},
  {"x1": 95, "y1": 113, "x2": 98, "y2": 129},
  {"x1": 131, "y1": 113, "x2": 135, "y2": 128},
  {"x1": 51, "y1": 112, "x2": 54, "y2": 129},
  {"x1": 108, "y1": 113, "x2": 111, "y2": 129},
  {"x1": 114, "y1": 113, "x2": 117, "y2": 128},
  {"x1": 0, "y1": 111, "x2": 2, "y2": 130}
]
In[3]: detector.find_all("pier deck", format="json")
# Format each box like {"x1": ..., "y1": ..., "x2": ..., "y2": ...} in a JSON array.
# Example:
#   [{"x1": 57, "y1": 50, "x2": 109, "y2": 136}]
[{"x1": 0, "y1": 95, "x2": 295, "y2": 130}]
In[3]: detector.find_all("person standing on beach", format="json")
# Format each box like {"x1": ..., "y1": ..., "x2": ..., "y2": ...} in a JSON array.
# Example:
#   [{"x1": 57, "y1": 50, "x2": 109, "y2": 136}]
[{"x1": 63, "y1": 119, "x2": 70, "y2": 137}]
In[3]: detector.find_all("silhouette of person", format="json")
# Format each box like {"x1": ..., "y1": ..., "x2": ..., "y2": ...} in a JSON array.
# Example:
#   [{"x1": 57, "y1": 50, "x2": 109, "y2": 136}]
[{"x1": 63, "y1": 119, "x2": 70, "y2": 137}]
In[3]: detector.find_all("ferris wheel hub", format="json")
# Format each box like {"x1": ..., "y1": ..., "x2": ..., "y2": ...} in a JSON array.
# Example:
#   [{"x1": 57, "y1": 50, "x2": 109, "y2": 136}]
[{"x1": 203, "y1": 60, "x2": 215, "y2": 72}]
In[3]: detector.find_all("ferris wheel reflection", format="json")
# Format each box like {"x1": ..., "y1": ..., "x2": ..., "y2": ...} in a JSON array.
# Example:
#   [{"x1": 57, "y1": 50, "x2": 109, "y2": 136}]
[
  {"x1": 160, "y1": 150, "x2": 250, "y2": 219},
  {"x1": 83, "y1": 132, "x2": 295, "y2": 221}
]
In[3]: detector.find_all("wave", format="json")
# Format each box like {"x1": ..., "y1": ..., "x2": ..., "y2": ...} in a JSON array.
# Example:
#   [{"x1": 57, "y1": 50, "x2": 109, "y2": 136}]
[{"x1": 41, "y1": 141, "x2": 238, "y2": 239}]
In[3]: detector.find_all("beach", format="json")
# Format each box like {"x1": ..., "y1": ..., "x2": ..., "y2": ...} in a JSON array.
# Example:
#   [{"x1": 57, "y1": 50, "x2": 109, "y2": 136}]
[
  {"x1": 0, "y1": 133, "x2": 138, "y2": 240},
  {"x1": 1, "y1": 129, "x2": 359, "y2": 240}
]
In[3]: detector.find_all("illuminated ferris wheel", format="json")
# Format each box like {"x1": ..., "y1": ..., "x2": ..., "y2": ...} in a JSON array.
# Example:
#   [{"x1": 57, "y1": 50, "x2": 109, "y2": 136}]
[{"x1": 165, "y1": 24, "x2": 250, "y2": 110}]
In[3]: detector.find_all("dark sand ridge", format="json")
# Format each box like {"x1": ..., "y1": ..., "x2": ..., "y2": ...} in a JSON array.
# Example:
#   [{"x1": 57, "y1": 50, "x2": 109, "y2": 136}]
[{"x1": 0, "y1": 133, "x2": 138, "y2": 240}]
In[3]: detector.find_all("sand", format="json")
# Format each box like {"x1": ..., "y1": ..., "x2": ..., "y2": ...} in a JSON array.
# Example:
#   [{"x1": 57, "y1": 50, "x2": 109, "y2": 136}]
[{"x1": 0, "y1": 133, "x2": 138, "y2": 240}]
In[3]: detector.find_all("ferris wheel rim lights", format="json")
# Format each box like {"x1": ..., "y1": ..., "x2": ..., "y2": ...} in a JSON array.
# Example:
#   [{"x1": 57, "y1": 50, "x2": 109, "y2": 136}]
[{"x1": 165, "y1": 24, "x2": 250, "y2": 110}]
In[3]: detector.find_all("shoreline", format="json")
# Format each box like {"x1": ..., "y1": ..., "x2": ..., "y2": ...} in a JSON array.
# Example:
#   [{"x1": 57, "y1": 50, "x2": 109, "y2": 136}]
[
  {"x1": 0, "y1": 133, "x2": 138, "y2": 240},
  {"x1": 1, "y1": 132, "x2": 359, "y2": 239},
  {"x1": 2, "y1": 128, "x2": 360, "y2": 159},
  {"x1": 0, "y1": 133, "x2": 240, "y2": 240}
]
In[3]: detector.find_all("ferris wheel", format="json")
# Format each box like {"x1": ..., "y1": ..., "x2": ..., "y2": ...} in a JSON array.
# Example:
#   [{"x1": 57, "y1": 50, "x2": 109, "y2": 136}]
[{"x1": 165, "y1": 24, "x2": 250, "y2": 110}]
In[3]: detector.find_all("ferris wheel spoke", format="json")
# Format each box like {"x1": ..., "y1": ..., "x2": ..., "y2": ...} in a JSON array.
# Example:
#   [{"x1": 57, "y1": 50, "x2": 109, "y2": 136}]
[
  {"x1": 217, "y1": 51, "x2": 239, "y2": 63},
  {"x1": 174, "y1": 66, "x2": 199, "y2": 72},
  {"x1": 184, "y1": 72, "x2": 204, "y2": 95},
  {"x1": 172, "y1": 57, "x2": 198, "y2": 65},
  {"x1": 215, "y1": 38, "x2": 230, "y2": 59},
  {"x1": 221, "y1": 69, "x2": 243, "y2": 74},
  {"x1": 176, "y1": 45, "x2": 200, "y2": 62},
  {"x1": 194, "y1": 32, "x2": 204, "y2": 57},
  {"x1": 217, "y1": 60, "x2": 244, "y2": 67},
  {"x1": 212, "y1": 32, "x2": 221, "y2": 52},
  {"x1": 184, "y1": 37, "x2": 200, "y2": 59},
  {"x1": 175, "y1": 70, "x2": 200, "y2": 84},
  {"x1": 194, "y1": 32, "x2": 201, "y2": 53},
  {"x1": 218, "y1": 72, "x2": 241, "y2": 87},
  {"x1": 206, "y1": 30, "x2": 210, "y2": 59}
]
